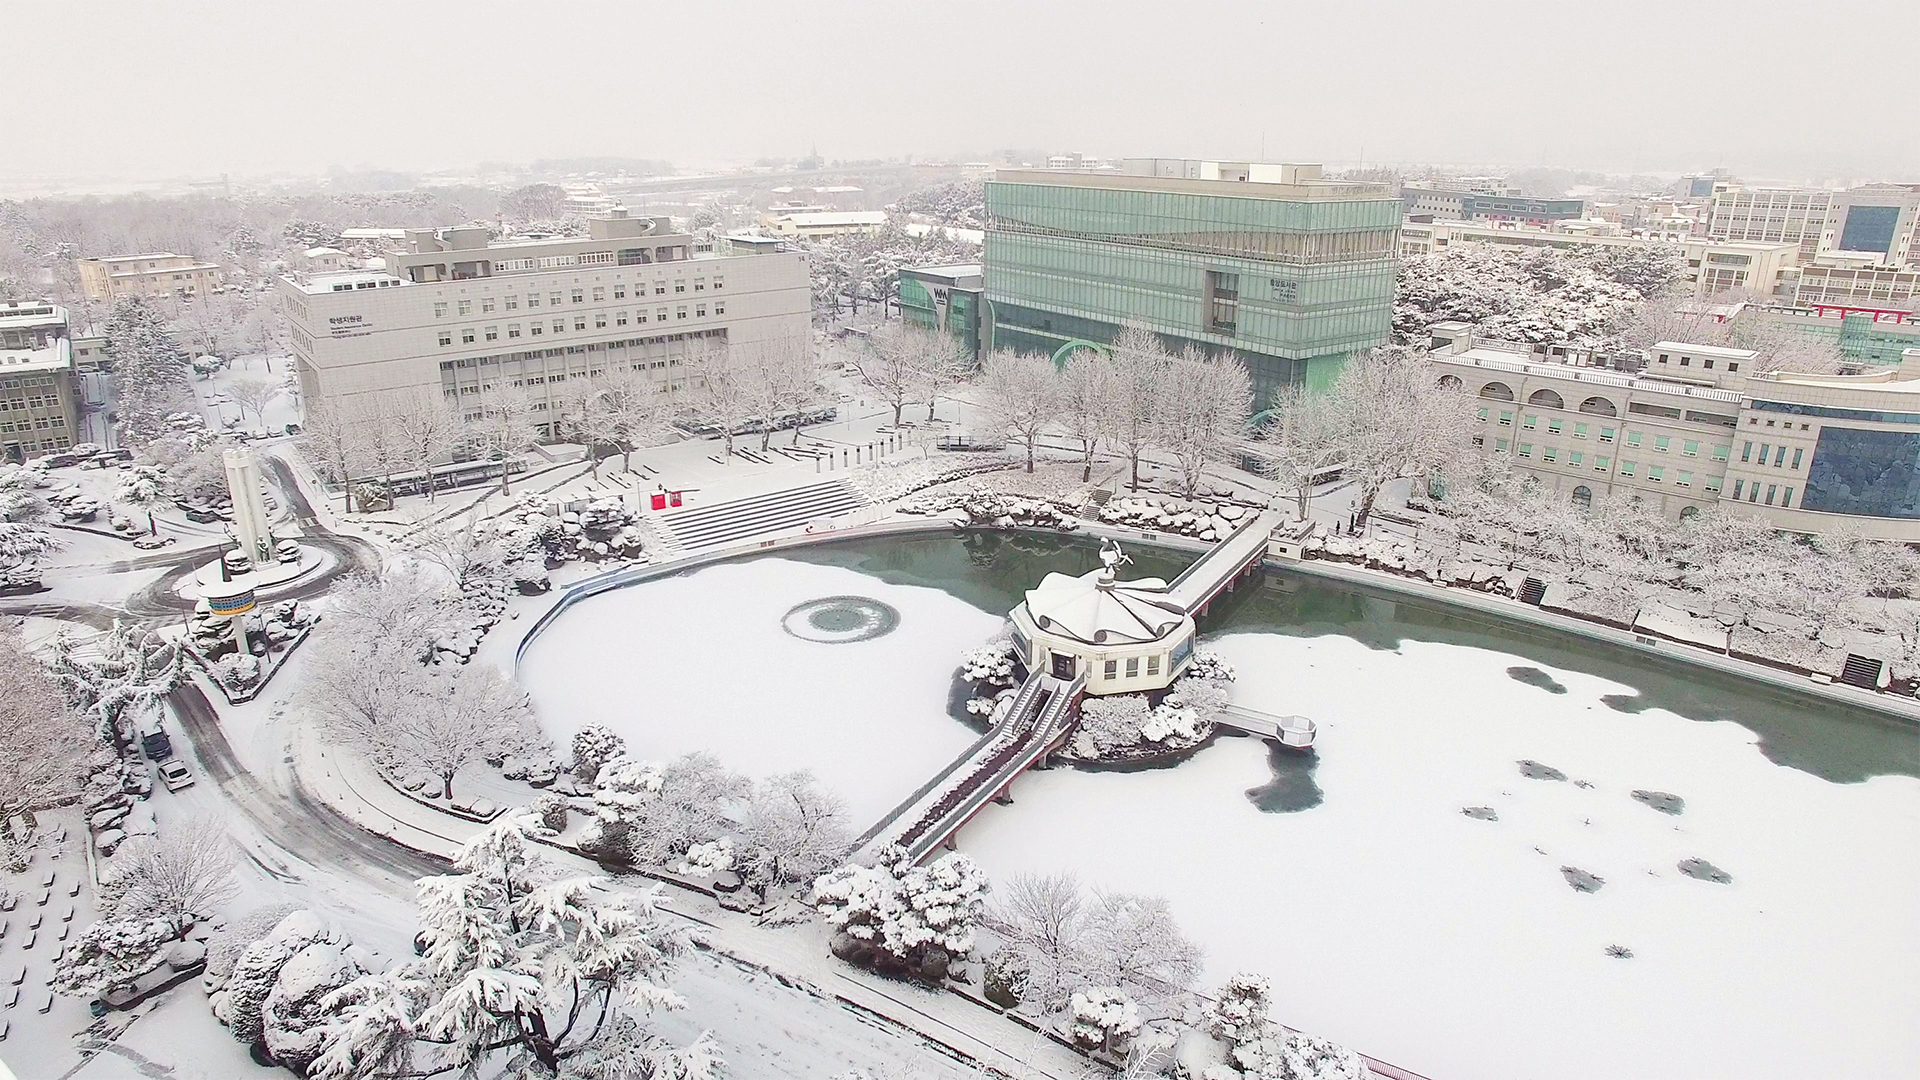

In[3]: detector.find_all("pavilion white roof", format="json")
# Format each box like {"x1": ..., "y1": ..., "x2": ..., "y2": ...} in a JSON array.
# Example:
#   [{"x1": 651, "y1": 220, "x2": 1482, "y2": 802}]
[{"x1": 1021, "y1": 568, "x2": 1186, "y2": 646}]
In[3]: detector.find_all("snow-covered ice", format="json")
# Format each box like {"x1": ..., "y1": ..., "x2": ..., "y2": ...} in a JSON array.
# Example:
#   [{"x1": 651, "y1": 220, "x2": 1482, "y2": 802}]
[
  {"x1": 958, "y1": 632, "x2": 1920, "y2": 1080},
  {"x1": 517, "y1": 558, "x2": 1001, "y2": 829}
]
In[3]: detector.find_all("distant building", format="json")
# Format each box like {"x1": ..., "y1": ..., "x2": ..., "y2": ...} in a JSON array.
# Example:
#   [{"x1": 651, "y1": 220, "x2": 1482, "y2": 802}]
[
  {"x1": 0, "y1": 300, "x2": 83, "y2": 460},
  {"x1": 1816, "y1": 184, "x2": 1920, "y2": 268},
  {"x1": 276, "y1": 209, "x2": 810, "y2": 433},
  {"x1": 1398, "y1": 220, "x2": 1800, "y2": 298},
  {"x1": 302, "y1": 247, "x2": 352, "y2": 272},
  {"x1": 1793, "y1": 262, "x2": 1920, "y2": 308},
  {"x1": 984, "y1": 161, "x2": 1403, "y2": 399},
  {"x1": 1430, "y1": 322, "x2": 1920, "y2": 539},
  {"x1": 763, "y1": 211, "x2": 888, "y2": 239},
  {"x1": 898, "y1": 264, "x2": 983, "y2": 358},
  {"x1": 1400, "y1": 186, "x2": 1584, "y2": 225},
  {"x1": 75, "y1": 253, "x2": 223, "y2": 301},
  {"x1": 960, "y1": 163, "x2": 995, "y2": 182},
  {"x1": 1707, "y1": 184, "x2": 1832, "y2": 256},
  {"x1": 1747, "y1": 303, "x2": 1920, "y2": 368}
]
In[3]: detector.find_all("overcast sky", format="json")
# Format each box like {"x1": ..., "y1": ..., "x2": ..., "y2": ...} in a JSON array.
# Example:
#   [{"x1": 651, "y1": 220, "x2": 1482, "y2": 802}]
[{"x1": 13, "y1": 0, "x2": 1915, "y2": 185}]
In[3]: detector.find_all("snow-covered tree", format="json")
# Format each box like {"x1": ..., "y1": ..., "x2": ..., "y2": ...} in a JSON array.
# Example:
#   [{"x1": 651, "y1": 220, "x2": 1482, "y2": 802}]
[
  {"x1": 385, "y1": 386, "x2": 462, "y2": 498},
  {"x1": 684, "y1": 338, "x2": 756, "y2": 463},
  {"x1": 1253, "y1": 385, "x2": 1345, "y2": 521},
  {"x1": 813, "y1": 846, "x2": 990, "y2": 977},
  {"x1": 583, "y1": 753, "x2": 747, "y2": 867},
  {"x1": 1069, "y1": 985, "x2": 1142, "y2": 1053},
  {"x1": 308, "y1": 813, "x2": 721, "y2": 1080},
  {"x1": 1057, "y1": 352, "x2": 1117, "y2": 482},
  {"x1": 1231, "y1": 1031, "x2": 1368, "y2": 1080},
  {"x1": 1157, "y1": 346, "x2": 1253, "y2": 498},
  {"x1": 262, "y1": 937, "x2": 367, "y2": 1073},
  {"x1": 50, "y1": 916, "x2": 174, "y2": 998},
  {"x1": 853, "y1": 323, "x2": 929, "y2": 428},
  {"x1": 736, "y1": 771, "x2": 851, "y2": 889},
  {"x1": 1320, "y1": 346, "x2": 1477, "y2": 527},
  {"x1": 102, "y1": 814, "x2": 237, "y2": 940},
  {"x1": 740, "y1": 334, "x2": 823, "y2": 451},
  {"x1": 914, "y1": 328, "x2": 973, "y2": 424},
  {"x1": 0, "y1": 624, "x2": 92, "y2": 854},
  {"x1": 1078, "y1": 892, "x2": 1203, "y2": 1012},
  {"x1": 1204, "y1": 972, "x2": 1273, "y2": 1046},
  {"x1": 570, "y1": 725, "x2": 627, "y2": 781},
  {"x1": 226, "y1": 911, "x2": 338, "y2": 1051},
  {"x1": 996, "y1": 871, "x2": 1086, "y2": 1007},
  {"x1": 463, "y1": 382, "x2": 538, "y2": 493},
  {"x1": 406, "y1": 665, "x2": 546, "y2": 800},
  {"x1": 976, "y1": 349, "x2": 1059, "y2": 473},
  {"x1": 228, "y1": 373, "x2": 282, "y2": 433},
  {"x1": 301, "y1": 398, "x2": 371, "y2": 513},
  {"x1": 1103, "y1": 324, "x2": 1173, "y2": 490},
  {"x1": 597, "y1": 364, "x2": 676, "y2": 471},
  {"x1": 104, "y1": 296, "x2": 194, "y2": 444},
  {"x1": 47, "y1": 619, "x2": 180, "y2": 748}
]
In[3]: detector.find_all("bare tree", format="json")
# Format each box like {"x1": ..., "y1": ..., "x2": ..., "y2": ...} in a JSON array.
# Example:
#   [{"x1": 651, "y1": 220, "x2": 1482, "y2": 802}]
[
  {"x1": 685, "y1": 339, "x2": 756, "y2": 463},
  {"x1": 741, "y1": 337, "x2": 819, "y2": 452},
  {"x1": 997, "y1": 872, "x2": 1086, "y2": 1006},
  {"x1": 599, "y1": 364, "x2": 674, "y2": 471},
  {"x1": 1078, "y1": 892, "x2": 1203, "y2": 1015},
  {"x1": 464, "y1": 382, "x2": 538, "y2": 493},
  {"x1": 977, "y1": 350, "x2": 1059, "y2": 473},
  {"x1": 1322, "y1": 346, "x2": 1477, "y2": 527},
  {"x1": 103, "y1": 815, "x2": 239, "y2": 939},
  {"x1": 1057, "y1": 353, "x2": 1116, "y2": 482},
  {"x1": 299, "y1": 398, "x2": 369, "y2": 514},
  {"x1": 398, "y1": 665, "x2": 546, "y2": 801},
  {"x1": 0, "y1": 625, "x2": 94, "y2": 866},
  {"x1": 736, "y1": 771, "x2": 851, "y2": 889},
  {"x1": 916, "y1": 330, "x2": 973, "y2": 423},
  {"x1": 1102, "y1": 325, "x2": 1172, "y2": 490},
  {"x1": 388, "y1": 387, "x2": 462, "y2": 500},
  {"x1": 1155, "y1": 346, "x2": 1252, "y2": 498},
  {"x1": 227, "y1": 374, "x2": 281, "y2": 433},
  {"x1": 1254, "y1": 384, "x2": 1344, "y2": 521},
  {"x1": 853, "y1": 323, "x2": 927, "y2": 428},
  {"x1": 554, "y1": 377, "x2": 624, "y2": 479}
]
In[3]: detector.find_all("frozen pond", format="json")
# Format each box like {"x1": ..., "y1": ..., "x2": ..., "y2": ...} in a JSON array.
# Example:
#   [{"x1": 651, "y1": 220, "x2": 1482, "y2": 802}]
[{"x1": 518, "y1": 532, "x2": 1920, "y2": 1080}]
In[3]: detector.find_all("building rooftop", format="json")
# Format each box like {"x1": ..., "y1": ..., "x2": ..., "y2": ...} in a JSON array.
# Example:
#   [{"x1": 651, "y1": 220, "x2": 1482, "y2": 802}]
[
  {"x1": 774, "y1": 211, "x2": 888, "y2": 227},
  {"x1": 1652, "y1": 341, "x2": 1760, "y2": 360},
  {"x1": 285, "y1": 271, "x2": 409, "y2": 296},
  {"x1": 1021, "y1": 567, "x2": 1186, "y2": 646},
  {"x1": 992, "y1": 168, "x2": 1398, "y2": 202},
  {"x1": 902, "y1": 263, "x2": 982, "y2": 280},
  {"x1": 1435, "y1": 348, "x2": 1744, "y2": 403},
  {"x1": 0, "y1": 301, "x2": 65, "y2": 328}
]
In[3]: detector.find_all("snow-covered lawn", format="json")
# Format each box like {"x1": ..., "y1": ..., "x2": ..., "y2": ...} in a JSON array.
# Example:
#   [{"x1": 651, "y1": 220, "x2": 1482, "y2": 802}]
[
  {"x1": 958, "y1": 632, "x2": 1920, "y2": 1080},
  {"x1": 516, "y1": 558, "x2": 1001, "y2": 829}
]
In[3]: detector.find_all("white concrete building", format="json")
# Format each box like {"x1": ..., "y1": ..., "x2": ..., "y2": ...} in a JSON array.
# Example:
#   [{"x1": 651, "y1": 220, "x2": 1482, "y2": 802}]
[
  {"x1": 0, "y1": 300, "x2": 83, "y2": 460},
  {"x1": 763, "y1": 211, "x2": 888, "y2": 238},
  {"x1": 75, "y1": 252, "x2": 223, "y2": 301},
  {"x1": 277, "y1": 209, "x2": 811, "y2": 433},
  {"x1": 1010, "y1": 560, "x2": 1195, "y2": 695}
]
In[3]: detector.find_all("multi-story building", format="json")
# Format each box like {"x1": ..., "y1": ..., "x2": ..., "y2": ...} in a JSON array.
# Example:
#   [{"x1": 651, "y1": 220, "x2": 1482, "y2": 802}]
[
  {"x1": 983, "y1": 161, "x2": 1402, "y2": 399},
  {"x1": 1429, "y1": 324, "x2": 1920, "y2": 539},
  {"x1": 1792, "y1": 263, "x2": 1920, "y2": 308},
  {"x1": 0, "y1": 300, "x2": 83, "y2": 461},
  {"x1": 898, "y1": 264, "x2": 983, "y2": 358},
  {"x1": 1399, "y1": 185, "x2": 1585, "y2": 225},
  {"x1": 1748, "y1": 303, "x2": 1920, "y2": 368},
  {"x1": 1398, "y1": 220, "x2": 1800, "y2": 298},
  {"x1": 1815, "y1": 184, "x2": 1920, "y2": 268},
  {"x1": 762, "y1": 211, "x2": 887, "y2": 239},
  {"x1": 277, "y1": 209, "x2": 811, "y2": 436},
  {"x1": 75, "y1": 253, "x2": 223, "y2": 301},
  {"x1": 1707, "y1": 184, "x2": 1831, "y2": 257}
]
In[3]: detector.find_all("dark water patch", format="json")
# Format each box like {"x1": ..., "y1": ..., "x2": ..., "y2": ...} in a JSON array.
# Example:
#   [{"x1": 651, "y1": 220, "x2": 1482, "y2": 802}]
[
  {"x1": 1461, "y1": 806, "x2": 1499, "y2": 821},
  {"x1": 1605, "y1": 944, "x2": 1634, "y2": 959},
  {"x1": 1632, "y1": 790, "x2": 1686, "y2": 815},
  {"x1": 1677, "y1": 858, "x2": 1733, "y2": 884},
  {"x1": 945, "y1": 670, "x2": 999, "y2": 732},
  {"x1": 1560, "y1": 866, "x2": 1606, "y2": 892},
  {"x1": 1507, "y1": 666, "x2": 1568, "y2": 694},
  {"x1": 1518, "y1": 760, "x2": 1568, "y2": 781},
  {"x1": 1246, "y1": 740, "x2": 1323, "y2": 813},
  {"x1": 1601, "y1": 693, "x2": 1654, "y2": 714}
]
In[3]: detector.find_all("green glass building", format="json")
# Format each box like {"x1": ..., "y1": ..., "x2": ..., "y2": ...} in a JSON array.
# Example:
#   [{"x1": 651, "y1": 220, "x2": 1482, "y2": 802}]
[
  {"x1": 983, "y1": 163, "x2": 1402, "y2": 401},
  {"x1": 898, "y1": 263, "x2": 983, "y2": 359}
]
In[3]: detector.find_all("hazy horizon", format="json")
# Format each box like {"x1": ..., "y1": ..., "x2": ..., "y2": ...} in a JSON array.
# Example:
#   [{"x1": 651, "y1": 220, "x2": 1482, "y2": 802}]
[{"x1": 10, "y1": 0, "x2": 1916, "y2": 189}]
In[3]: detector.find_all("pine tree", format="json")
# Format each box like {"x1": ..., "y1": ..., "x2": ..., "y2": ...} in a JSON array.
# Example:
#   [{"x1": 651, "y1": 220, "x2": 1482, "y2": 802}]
[{"x1": 104, "y1": 297, "x2": 193, "y2": 445}]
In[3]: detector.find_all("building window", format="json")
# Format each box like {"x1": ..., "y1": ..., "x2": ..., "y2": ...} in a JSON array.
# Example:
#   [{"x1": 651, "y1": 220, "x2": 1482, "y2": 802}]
[
  {"x1": 1498, "y1": 411, "x2": 1513, "y2": 426},
  {"x1": 637, "y1": 310, "x2": 648, "y2": 323},
  {"x1": 592, "y1": 287, "x2": 605, "y2": 301},
  {"x1": 484, "y1": 326, "x2": 498, "y2": 341},
  {"x1": 713, "y1": 277, "x2": 724, "y2": 290},
  {"x1": 1705, "y1": 476, "x2": 1722, "y2": 493},
  {"x1": 1626, "y1": 431, "x2": 1643, "y2": 448},
  {"x1": 549, "y1": 292, "x2": 563, "y2": 306},
  {"x1": 655, "y1": 283, "x2": 666, "y2": 295},
  {"x1": 694, "y1": 278, "x2": 706, "y2": 291},
  {"x1": 658, "y1": 309, "x2": 668, "y2": 322},
  {"x1": 1599, "y1": 426, "x2": 1615, "y2": 443},
  {"x1": 695, "y1": 304, "x2": 707, "y2": 317},
  {"x1": 1648, "y1": 465, "x2": 1664, "y2": 482},
  {"x1": 527, "y1": 294, "x2": 541, "y2": 308},
  {"x1": 1517, "y1": 443, "x2": 1533, "y2": 458},
  {"x1": 675, "y1": 280, "x2": 687, "y2": 294},
  {"x1": 1712, "y1": 444, "x2": 1730, "y2": 461},
  {"x1": 613, "y1": 285, "x2": 626, "y2": 299},
  {"x1": 714, "y1": 301, "x2": 725, "y2": 315},
  {"x1": 1125, "y1": 657, "x2": 1139, "y2": 678},
  {"x1": 1654, "y1": 435, "x2": 1670, "y2": 453},
  {"x1": 457, "y1": 299, "x2": 472, "y2": 315},
  {"x1": 1748, "y1": 482, "x2": 1760, "y2": 502},
  {"x1": 676, "y1": 307, "x2": 688, "y2": 320},
  {"x1": 461, "y1": 329, "x2": 475, "y2": 344},
  {"x1": 1104, "y1": 659, "x2": 1118, "y2": 680},
  {"x1": 531, "y1": 324, "x2": 543, "y2": 336},
  {"x1": 482, "y1": 297, "x2": 495, "y2": 313},
  {"x1": 1774, "y1": 445, "x2": 1788, "y2": 467},
  {"x1": 1790, "y1": 447, "x2": 1803, "y2": 469},
  {"x1": 508, "y1": 324, "x2": 521, "y2": 338},
  {"x1": 1764, "y1": 484, "x2": 1777, "y2": 506},
  {"x1": 1547, "y1": 418, "x2": 1563, "y2": 434},
  {"x1": 1728, "y1": 363, "x2": 1739, "y2": 373},
  {"x1": 1542, "y1": 446, "x2": 1558, "y2": 463},
  {"x1": 616, "y1": 312, "x2": 628, "y2": 326},
  {"x1": 438, "y1": 331, "x2": 453, "y2": 346},
  {"x1": 1676, "y1": 471, "x2": 1692, "y2": 487},
  {"x1": 1732, "y1": 479, "x2": 1744, "y2": 500},
  {"x1": 1572, "y1": 422, "x2": 1588, "y2": 439},
  {"x1": 574, "y1": 318, "x2": 587, "y2": 331},
  {"x1": 1568, "y1": 451, "x2": 1584, "y2": 467},
  {"x1": 1620, "y1": 460, "x2": 1636, "y2": 477},
  {"x1": 1681, "y1": 440, "x2": 1699, "y2": 456},
  {"x1": 1781, "y1": 487, "x2": 1794, "y2": 507},
  {"x1": 433, "y1": 302, "x2": 448, "y2": 318},
  {"x1": 1146, "y1": 655, "x2": 1159, "y2": 676},
  {"x1": 1495, "y1": 439, "x2": 1509, "y2": 453},
  {"x1": 572, "y1": 290, "x2": 584, "y2": 303},
  {"x1": 1741, "y1": 441, "x2": 1753, "y2": 462},
  {"x1": 1476, "y1": 408, "x2": 1489, "y2": 423},
  {"x1": 506, "y1": 296, "x2": 519, "y2": 310},
  {"x1": 1757, "y1": 443, "x2": 1771, "y2": 465},
  {"x1": 1205, "y1": 270, "x2": 1239, "y2": 333},
  {"x1": 1522, "y1": 414, "x2": 1537, "y2": 430}
]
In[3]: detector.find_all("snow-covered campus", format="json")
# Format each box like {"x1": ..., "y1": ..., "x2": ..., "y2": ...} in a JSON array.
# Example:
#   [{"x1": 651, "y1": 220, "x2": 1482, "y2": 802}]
[{"x1": 2, "y1": 10, "x2": 1917, "y2": 1079}]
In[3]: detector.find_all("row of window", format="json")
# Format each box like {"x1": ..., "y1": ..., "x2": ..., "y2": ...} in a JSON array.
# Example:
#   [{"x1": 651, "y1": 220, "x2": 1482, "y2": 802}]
[
  {"x1": 437, "y1": 303, "x2": 726, "y2": 346},
  {"x1": 0, "y1": 395, "x2": 60, "y2": 412},
  {"x1": 0, "y1": 416, "x2": 65, "y2": 433},
  {"x1": 1491, "y1": 440, "x2": 1728, "y2": 494},
  {"x1": 431, "y1": 277, "x2": 724, "y2": 318},
  {"x1": 1653, "y1": 352, "x2": 1741, "y2": 372},
  {"x1": 1729, "y1": 479, "x2": 1795, "y2": 508},
  {"x1": 1101, "y1": 655, "x2": 1163, "y2": 681},
  {"x1": 1481, "y1": 409, "x2": 1747, "y2": 461},
  {"x1": 1740, "y1": 441, "x2": 1804, "y2": 470}
]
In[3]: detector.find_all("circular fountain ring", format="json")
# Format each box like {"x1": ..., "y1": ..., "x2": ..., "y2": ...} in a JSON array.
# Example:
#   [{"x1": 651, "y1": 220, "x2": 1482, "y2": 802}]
[{"x1": 781, "y1": 595, "x2": 901, "y2": 643}]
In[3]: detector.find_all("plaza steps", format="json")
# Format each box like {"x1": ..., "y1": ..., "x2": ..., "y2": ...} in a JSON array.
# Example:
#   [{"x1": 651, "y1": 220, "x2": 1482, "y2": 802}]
[{"x1": 659, "y1": 480, "x2": 866, "y2": 550}]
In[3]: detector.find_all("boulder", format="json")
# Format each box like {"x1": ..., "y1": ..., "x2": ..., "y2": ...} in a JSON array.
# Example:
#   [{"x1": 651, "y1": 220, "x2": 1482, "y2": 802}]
[
  {"x1": 95, "y1": 828, "x2": 126, "y2": 855},
  {"x1": 916, "y1": 946, "x2": 952, "y2": 982},
  {"x1": 168, "y1": 941, "x2": 208, "y2": 971},
  {"x1": 829, "y1": 931, "x2": 874, "y2": 966}
]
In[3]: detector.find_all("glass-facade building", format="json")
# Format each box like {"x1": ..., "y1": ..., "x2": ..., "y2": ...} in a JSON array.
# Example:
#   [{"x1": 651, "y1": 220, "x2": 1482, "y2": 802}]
[
  {"x1": 898, "y1": 264, "x2": 983, "y2": 359},
  {"x1": 982, "y1": 169, "x2": 1401, "y2": 402}
]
